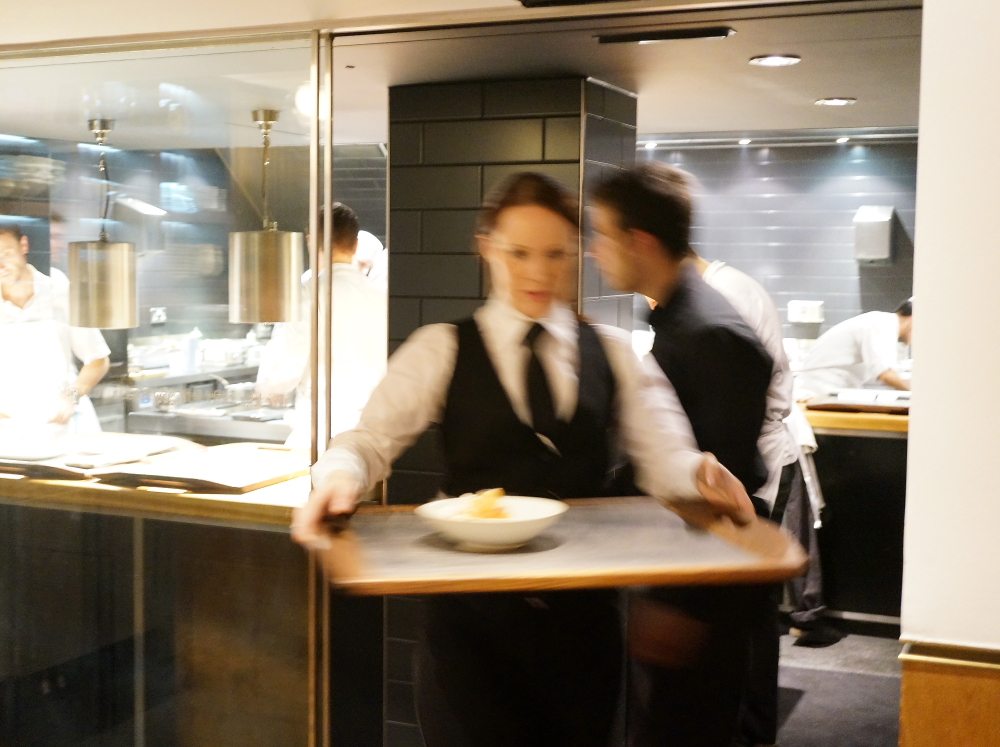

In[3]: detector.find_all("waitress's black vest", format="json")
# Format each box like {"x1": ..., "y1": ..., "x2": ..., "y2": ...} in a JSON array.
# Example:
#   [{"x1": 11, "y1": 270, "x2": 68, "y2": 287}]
[{"x1": 440, "y1": 318, "x2": 621, "y2": 499}]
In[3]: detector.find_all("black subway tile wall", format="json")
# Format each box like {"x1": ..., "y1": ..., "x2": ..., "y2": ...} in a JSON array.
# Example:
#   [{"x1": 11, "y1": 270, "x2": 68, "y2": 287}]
[
  {"x1": 384, "y1": 76, "x2": 640, "y2": 747},
  {"x1": 580, "y1": 80, "x2": 638, "y2": 330},
  {"x1": 645, "y1": 143, "x2": 916, "y2": 334}
]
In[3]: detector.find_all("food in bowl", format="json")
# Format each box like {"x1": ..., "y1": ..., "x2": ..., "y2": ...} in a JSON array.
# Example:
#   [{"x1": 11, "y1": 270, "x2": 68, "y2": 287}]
[
  {"x1": 461, "y1": 487, "x2": 509, "y2": 519},
  {"x1": 415, "y1": 493, "x2": 569, "y2": 551}
]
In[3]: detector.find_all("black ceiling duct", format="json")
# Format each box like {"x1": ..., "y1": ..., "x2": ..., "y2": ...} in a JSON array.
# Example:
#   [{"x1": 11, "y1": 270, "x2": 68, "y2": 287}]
[{"x1": 597, "y1": 26, "x2": 736, "y2": 43}]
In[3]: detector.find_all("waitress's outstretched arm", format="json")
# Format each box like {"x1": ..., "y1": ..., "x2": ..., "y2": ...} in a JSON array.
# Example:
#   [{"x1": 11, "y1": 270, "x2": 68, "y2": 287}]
[{"x1": 291, "y1": 323, "x2": 456, "y2": 548}]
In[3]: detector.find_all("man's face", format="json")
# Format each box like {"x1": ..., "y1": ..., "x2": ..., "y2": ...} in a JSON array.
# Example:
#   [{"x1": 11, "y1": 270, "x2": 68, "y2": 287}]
[
  {"x1": 589, "y1": 203, "x2": 641, "y2": 293},
  {"x1": 0, "y1": 233, "x2": 28, "y2": 283}
]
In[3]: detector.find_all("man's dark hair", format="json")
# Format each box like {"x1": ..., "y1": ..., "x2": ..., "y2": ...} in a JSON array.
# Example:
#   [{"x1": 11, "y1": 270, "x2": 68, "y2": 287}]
[
  {"x1": 477, "y1": 171, "x2": 580, "y2": 235},
  {"x1": 592, "y1": 163, "x2": 695, "y2": 261},
  {"x1": 895, "y1": 297, "x2": 913, "y2": 317},
  {"x1": 329, "y1": 202, "x2": 360, "y2": 249}
]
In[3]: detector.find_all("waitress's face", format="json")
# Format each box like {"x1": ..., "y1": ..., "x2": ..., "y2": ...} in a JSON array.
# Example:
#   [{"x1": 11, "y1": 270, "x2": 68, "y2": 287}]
[
  {"x1": 0, "y1": 234, "x2": 28, "y2": 283},
  {"x1": 478, "y1": 204, "x2": 576, "y2": 319}
]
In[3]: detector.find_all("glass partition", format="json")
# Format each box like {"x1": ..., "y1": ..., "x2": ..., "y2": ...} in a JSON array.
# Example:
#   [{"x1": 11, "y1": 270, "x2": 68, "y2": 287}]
[
  {"x1": 0, "y1": 35, "x2": 324, "y2": 747},
  {"x1": 0, "y1": 38, "x2": 315, "y2": 450}
]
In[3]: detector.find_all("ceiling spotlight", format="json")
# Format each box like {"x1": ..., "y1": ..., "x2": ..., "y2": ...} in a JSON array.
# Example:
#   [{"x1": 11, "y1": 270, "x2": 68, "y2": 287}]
[
  {"x1": 738, "y1": 138, "x2": 752, "y2": 146},
  {"x1": 598, "y1": 26, "x2": 735, "y2": 44},
  {"x1": 836, "y1": 136, "x2": 850, "y2": 144},
  {"x1": 644, "y1": 141, "x2": 658, "y2": 151},
  {"x1": 749, "y1": 54, "x2": 801, "y2": 67},
  {"x1": 815, "y1": 97, "x2": 857, "y2": 107}
]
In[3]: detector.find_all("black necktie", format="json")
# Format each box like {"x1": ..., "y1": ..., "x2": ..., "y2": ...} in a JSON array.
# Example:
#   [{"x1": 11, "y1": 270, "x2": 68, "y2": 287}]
[{"x1": 524, "y1": 322, "x2": 559, "y2": 440}]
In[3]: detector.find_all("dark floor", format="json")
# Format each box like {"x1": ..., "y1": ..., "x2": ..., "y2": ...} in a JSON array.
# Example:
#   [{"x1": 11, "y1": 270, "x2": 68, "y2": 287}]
[{"x1": 775, "y1": 631, "x2": 902, "y2": 747}]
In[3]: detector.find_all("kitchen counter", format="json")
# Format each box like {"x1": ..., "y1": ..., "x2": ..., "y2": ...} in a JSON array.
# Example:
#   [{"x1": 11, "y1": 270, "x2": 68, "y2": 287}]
[
  {"x1": 128, "y1": 408, "x2": 292, "y2": 444},
  {"x1": 804, "y1": 408, "x2": 909, "y2": 438},
  {"x1": 0, "y1": 471, "x2": 307, "y2": 528},
  {"x1": 801, "y1": 402, "x2": 909, "y2": 623}
]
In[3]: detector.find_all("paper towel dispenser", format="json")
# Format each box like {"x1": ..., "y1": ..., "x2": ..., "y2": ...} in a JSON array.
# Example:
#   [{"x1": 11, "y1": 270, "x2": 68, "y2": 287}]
[{"x1": 853, "y1": 205, "x2": 896, "y2": 262}]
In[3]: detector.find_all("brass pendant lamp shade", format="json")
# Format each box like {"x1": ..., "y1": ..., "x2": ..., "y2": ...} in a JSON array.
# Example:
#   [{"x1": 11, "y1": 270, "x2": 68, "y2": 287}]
[
  {"x1": 228, "y1": 109, "x2": 303, "y2": 323},
  {"x1": 69, "y1": 119, "x2": 138, "y2": 329}
]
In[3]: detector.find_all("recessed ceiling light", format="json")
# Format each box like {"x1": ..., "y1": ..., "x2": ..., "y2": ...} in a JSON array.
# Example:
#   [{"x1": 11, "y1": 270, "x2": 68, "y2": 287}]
[
  {"x1": 749, "y1": 54, "x2": 801, "y2": 67},
  {"x1": 738, "y1": 138, "x2": 752, "y2": 145},
  {"x1": 836, "y1": 136, "x2": 850, "y2": 144},
  {"x1": 598, "y1": 26, "x2": 735, "y2": 44},
  {"x1": 815, "y1": 97, "x2": 857, "y2": 107},
  {"x1": 644, "y1": 141, "x2": 658, "y2": 151}
]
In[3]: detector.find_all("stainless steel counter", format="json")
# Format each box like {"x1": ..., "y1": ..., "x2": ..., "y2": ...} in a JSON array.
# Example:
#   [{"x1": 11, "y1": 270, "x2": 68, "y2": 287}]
[{"x1": 128, "y1": 408, "x2": 292, "y2": 443}]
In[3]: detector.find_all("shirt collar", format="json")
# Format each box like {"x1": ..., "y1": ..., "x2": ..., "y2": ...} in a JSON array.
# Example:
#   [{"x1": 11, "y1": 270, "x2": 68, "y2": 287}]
[{"x1": 480, "y1": 297, "x2": 577, "y2": 346}]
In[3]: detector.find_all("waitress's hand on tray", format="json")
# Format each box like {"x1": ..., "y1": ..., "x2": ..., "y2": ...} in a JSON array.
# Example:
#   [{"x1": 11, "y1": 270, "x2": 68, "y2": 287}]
[
  {"x1": 694, "y1": 453, "x2": 756, "y2": 526},
  {"x1": 291, "y1": 470, "x2": 364, "y2": 550}
]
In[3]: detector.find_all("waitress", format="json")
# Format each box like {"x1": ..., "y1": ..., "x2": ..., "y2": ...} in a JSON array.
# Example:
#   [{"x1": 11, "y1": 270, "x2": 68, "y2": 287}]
[
  {"x1": 292, "y1": 173, "x2": 753, "y2": 747},
  {"x1": 0, "y1": 225, "x2": 109, "y2": 432}
]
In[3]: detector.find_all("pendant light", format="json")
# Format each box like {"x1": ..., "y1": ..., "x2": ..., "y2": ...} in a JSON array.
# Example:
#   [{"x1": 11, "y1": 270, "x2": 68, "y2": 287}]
[
  {"x1": 228, "y1": 109, "x2": 304, "y2": 323},
  {"x1": 68, "y1": 119, "x2": 138, "y2": 329}
]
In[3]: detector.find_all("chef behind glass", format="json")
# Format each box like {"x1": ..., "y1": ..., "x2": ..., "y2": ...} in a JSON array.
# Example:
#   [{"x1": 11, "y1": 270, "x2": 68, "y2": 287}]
[{"x1": 0, "y1": 224, "x2": 110, "y2": 431}]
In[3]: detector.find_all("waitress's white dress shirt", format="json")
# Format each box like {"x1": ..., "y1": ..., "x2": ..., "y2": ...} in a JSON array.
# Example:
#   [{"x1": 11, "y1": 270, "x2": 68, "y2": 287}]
[{"x1": 313, "y1": 298, "x2": 704, "y2": 502}]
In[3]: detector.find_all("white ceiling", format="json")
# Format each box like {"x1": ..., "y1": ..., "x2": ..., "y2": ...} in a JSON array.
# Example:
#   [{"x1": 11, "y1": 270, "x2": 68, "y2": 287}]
[{"x1": 0, "y1": 1, "x2": 921, "y2": 150}]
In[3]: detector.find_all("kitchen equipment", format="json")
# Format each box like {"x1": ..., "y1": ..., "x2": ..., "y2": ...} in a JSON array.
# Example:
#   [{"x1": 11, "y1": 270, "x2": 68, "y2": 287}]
[
  {"x1": 415, "y1": 495, "x2": 569, "y2": 552},
  {"x1": 228, "y1": 109, "x2": 304, "y2": 323},
  {"x1": 68, "y1": 119, "x2": 138, "y2": 329}
]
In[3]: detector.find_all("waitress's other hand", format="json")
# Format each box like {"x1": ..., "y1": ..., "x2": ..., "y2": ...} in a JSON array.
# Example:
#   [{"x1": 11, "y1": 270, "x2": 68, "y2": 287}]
[
  {"x1": 694, "y1": 453, "x2": 756, "y2": 526},
  {"x1": 291, "y1": 470, "x2": 363, "y2": 550}
]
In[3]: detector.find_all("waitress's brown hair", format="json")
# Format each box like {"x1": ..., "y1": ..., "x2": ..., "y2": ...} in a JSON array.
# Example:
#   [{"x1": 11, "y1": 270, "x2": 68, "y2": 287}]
[{"x1": 476, "y1": 172, "x2": 580, "y2": 235}]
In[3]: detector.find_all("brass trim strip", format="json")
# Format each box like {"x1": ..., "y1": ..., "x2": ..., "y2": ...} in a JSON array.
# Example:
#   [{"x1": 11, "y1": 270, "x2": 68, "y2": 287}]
[
  {"x1": 309, "y1": 32, "x2": 321, "y2": 466},
  {"x1": 900, "y1": 642, "x2": 1000, "y2": 672}
]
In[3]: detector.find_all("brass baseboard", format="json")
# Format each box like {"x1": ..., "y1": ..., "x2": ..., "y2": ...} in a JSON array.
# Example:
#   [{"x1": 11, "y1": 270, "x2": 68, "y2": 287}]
[
  {"x1": 900, "y1": 641, "x2": 1000, "y2": 747},
  {"x1": 900, "y1": 641, "x2": 1000, "y2": 672}
]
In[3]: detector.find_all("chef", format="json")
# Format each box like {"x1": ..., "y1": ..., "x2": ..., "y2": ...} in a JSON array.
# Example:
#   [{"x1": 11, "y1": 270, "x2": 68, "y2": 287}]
[
  {"x1": 0, "y1": 224, "x2": 110, "y2": 431},
  {"x1": 255, "y1": 203, "x2": 387, "y2": 449},
  {"x1": 794, "y1": 299, "x2": 913, "y2": 398}
]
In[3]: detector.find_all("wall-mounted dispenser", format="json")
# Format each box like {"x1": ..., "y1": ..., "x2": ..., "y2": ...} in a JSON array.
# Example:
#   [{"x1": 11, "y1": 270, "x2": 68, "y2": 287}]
[{"x1": 853, "y1": 205, "x2": 896, "y2": 263}]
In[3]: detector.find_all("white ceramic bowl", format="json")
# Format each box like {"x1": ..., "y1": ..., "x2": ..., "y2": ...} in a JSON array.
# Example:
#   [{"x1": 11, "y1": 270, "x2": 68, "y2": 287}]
[{"x1": 415, "y1": 495, "x2": 568, "y2": 551}]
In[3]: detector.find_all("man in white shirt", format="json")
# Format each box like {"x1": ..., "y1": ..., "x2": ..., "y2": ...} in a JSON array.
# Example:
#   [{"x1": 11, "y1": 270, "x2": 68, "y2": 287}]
[
  {"x1": 256, "y1": 203, "x2": 387, "y2": 449},
  {"x1": 695, "y1": 254, "x2": 838, "y2": 745},
  {"x1": 795, "y1": 300, "x2": 913, "y2": 398},
  {"x1": 0, "y1": 224, "x2": 110, "y2": 430}
]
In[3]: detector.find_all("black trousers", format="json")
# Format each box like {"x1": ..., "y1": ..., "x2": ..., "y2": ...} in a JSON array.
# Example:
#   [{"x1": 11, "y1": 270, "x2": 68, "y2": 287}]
[
  {"x1": 415, "y1": 590, "x2": 622, "y2": 747},
  {"x1": 627, "y1": 496, "x2": 774, "y2": 747}
]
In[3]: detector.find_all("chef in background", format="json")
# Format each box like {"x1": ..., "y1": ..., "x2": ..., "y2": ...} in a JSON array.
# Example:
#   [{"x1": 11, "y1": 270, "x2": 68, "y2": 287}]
[
  {"x1": 255, "y1": 203, "x2": 387, "y2": 449},
  {"x1": 353, "y1": 229, "x2": 388, "y2": 291},
  {"x1": 794, "y1": 298, "x2": 913, "y2": 399},
  {"x1": 0, "y1": 224, "x2": 110, "y2": 431}
]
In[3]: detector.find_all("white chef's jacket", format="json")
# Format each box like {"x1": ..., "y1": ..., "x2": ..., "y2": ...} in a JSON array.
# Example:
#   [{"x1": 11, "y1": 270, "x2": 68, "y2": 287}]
[
  {"x1": 313, "y1": 298, "x2": 705, "y2": 502},
  {"x1": 256, "y1": 263, "x2": 387, "y2": 448},
  {"x1": 702, "y1": 261, "x2": 799, "y2": 506},
  {"x1": 795, "y1": 311, "x2": 901, "y2": 398},
  {"x1": 0, "y1": 266, "x2": 110, "y2": 428}
]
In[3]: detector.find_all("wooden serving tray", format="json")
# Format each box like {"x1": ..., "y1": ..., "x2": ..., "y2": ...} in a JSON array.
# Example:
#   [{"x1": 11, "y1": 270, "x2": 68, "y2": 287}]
[{"x1": 318, "y1": 497, "x2": 807, "y2": 595}]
